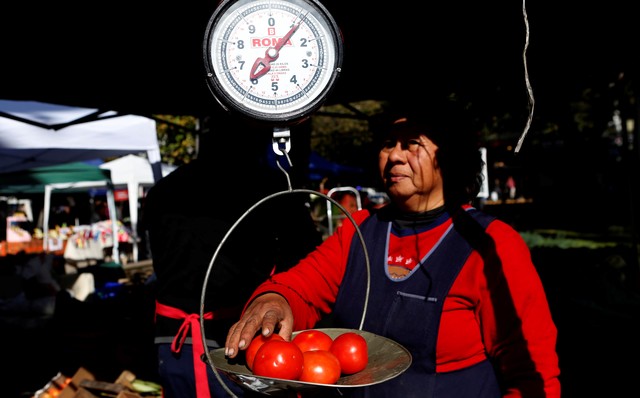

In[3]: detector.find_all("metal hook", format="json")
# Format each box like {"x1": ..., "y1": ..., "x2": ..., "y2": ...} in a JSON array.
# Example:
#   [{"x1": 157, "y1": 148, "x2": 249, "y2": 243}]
[
  {"x1": 272, "y1": 127, "x2": 293, "y2": 191},
  {"x1": 272, "y1": 127, "x2": 291, "y2": 156}
]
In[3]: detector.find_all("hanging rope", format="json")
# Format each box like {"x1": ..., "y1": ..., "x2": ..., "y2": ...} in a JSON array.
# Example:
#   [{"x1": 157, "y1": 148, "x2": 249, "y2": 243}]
[{"x1": 515, "y1": 0, "x2": 533, "y2": 153}]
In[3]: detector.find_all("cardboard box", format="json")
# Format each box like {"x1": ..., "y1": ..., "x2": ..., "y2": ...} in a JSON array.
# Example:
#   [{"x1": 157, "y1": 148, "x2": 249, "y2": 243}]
[
  {"x1": 36, "y1": 367, "x2": 154, "y2": 398},
  {"x1": 58, "y1": 367, "x2": 95, "y2": 398}
]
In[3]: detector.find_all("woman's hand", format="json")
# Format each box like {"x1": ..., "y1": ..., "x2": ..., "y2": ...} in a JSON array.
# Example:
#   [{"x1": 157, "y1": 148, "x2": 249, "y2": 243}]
[{"x1": 224, "y1": 292, "x2": 294, "y2": 358}]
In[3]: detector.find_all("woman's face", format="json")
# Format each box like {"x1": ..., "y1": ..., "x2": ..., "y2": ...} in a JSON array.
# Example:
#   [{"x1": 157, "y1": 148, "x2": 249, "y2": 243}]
[{"x1": 378, "y1": 131, "x2": 444, "y2": 212}]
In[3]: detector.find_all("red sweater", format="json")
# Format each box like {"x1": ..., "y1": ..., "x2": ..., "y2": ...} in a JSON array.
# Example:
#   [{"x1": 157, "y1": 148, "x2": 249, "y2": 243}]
[{"x1": 248, "y1": 208, "x2": 561, "y2": 397}]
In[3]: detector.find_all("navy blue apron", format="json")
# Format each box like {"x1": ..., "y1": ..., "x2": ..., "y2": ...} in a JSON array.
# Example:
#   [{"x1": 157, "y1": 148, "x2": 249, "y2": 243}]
[{"x1": 330, "y1": 208, "x2": 502, "y2": 398}]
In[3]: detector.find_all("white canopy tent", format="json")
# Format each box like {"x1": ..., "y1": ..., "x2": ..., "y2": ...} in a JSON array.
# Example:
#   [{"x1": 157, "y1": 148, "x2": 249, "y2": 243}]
[
  {"x1": 0, "y1": 99, "x2": 162, "y2": 178},
  {"x1": 0, "y1": 99, "x2": 163, "y2": 262},
  {"x1": 99, "y1": 154, "x2": 176, "y2": 261}
]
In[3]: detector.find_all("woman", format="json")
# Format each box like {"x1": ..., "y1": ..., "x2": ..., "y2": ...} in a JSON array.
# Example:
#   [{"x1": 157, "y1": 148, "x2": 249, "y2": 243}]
[{"x1": 224, "y1": 102, "x2": 561, "y2": 397}]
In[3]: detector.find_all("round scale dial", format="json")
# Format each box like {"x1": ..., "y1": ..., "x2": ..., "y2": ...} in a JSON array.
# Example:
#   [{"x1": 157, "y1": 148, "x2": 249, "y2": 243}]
[{"x1": 204, "y1": 0, "x2": 343, "y2": 124}]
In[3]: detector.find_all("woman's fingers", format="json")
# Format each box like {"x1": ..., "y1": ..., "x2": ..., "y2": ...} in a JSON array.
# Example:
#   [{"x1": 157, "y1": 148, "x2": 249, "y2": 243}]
[{"x1": 224, "y1": 293, "x2": 293, "y2": 357}]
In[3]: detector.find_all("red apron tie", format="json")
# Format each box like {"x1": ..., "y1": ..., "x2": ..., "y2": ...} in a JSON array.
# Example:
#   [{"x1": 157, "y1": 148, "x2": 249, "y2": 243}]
[{"x1": 155, "y1": 300, "x2": 214, "y2": 398}]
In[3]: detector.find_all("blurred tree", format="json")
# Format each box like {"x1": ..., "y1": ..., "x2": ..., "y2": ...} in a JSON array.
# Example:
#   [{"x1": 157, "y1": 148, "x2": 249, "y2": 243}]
[
  {"x1": 311, "y1": 100, "x2": 383, "y2": 165},
  {"x1": 153, "y1": 115, "x2": 199, "y2": 166}
]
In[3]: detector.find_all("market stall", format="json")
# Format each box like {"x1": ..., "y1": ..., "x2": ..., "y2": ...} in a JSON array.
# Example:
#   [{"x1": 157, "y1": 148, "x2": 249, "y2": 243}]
[
  {"x1": 99, "y1": 154, "x2": 176, "y2": 261},
  {"x1": 0, "y1": 162, "x2": 122, "y2": 263}
]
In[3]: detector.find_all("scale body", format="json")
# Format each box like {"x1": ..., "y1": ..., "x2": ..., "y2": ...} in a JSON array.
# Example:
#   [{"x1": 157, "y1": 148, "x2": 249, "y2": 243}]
[
  {"x1": 200, "y1": 2, "x2": 410, "y2": 396},
  {"x1": 203, "y1": 0, "x2": 343, "y2": 126}
]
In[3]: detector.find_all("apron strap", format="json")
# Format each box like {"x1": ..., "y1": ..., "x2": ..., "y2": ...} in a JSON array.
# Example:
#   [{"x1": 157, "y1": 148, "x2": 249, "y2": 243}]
[{"x1": 155, "y1": 300, "x2": 221, "y2": 398}]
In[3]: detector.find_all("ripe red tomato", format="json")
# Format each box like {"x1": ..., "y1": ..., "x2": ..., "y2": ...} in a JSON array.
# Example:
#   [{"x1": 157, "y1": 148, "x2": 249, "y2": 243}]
[
  {"x1": 292, "y1": 329, "x2": 334, "y2": 352},
  {"x1": 299, "y1": 350, "x2": 342, "y2": 384},
  {"x1": 244, "y1": 333, "x2": 284, "y2": 371},
  {"x1": 252, "y1": 340, "x2": 305, "y2": 380},
  {"x1": 329, "y1": 332, "x2": 368, "y2": 375}
]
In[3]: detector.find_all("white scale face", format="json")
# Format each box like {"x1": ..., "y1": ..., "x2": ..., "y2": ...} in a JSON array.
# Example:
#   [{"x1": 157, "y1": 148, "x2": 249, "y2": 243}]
[{"x1": 204, "y1": 0, "x2": 343, "y2": 124}]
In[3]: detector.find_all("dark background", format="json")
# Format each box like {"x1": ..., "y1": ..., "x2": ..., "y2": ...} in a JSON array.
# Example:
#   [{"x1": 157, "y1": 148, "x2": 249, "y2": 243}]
[
  {"x1": 1, "y1": 1, "x2": 637, "y2": 117},
  {"x1": 2, "y1": 1, "x2": 640, "y2": 397}
]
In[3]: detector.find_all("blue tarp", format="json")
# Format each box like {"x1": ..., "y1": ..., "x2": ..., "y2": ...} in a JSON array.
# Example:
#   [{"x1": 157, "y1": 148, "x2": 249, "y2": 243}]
[{"x1": 308, "y1": 151, "x2": 364, "y2": 181}]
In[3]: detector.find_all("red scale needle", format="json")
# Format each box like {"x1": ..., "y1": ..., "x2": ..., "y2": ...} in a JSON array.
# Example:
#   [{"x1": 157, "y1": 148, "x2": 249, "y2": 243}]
[{"x1": 249, "y1": 22, "x2": 300, "y2": 80}]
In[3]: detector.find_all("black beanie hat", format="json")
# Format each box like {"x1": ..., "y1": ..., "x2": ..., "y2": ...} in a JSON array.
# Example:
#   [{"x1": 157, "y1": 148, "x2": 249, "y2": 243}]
[{"x1": 371, "y1": 99, "x2": 474, "y2": 147}]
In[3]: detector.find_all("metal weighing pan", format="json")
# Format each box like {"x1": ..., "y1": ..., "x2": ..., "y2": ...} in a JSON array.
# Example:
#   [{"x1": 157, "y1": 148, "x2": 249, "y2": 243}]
[
  {"x1": 200, "y1": 181, "x2": 412, "y2": 396},
  {"x1": 209, "y1": 328, "x2": 411, "y2": 396}
]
